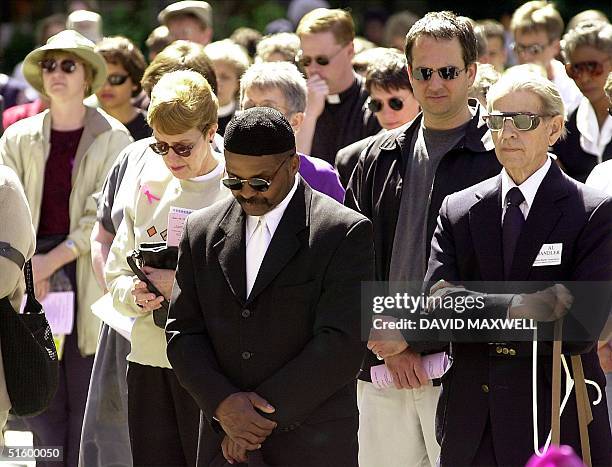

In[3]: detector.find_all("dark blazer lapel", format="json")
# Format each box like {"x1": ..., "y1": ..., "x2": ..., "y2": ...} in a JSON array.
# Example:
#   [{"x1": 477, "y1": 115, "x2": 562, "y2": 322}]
[
  {"x1": 213, "y1": 200, "x2": 247, "y2": 304},
  {"x1": 509, "y1": 162, "x2": 567, "y2": 280},
  {"x1": 247, "y1": 180, "x2": 310, "y2": 303},
  {"x1": 469, "y1": 176, "x2": 504, "y2": 281}
]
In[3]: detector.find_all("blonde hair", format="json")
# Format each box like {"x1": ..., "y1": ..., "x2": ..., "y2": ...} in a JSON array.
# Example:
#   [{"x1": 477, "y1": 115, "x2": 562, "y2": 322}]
[
  {"x1": 487, "y1": 71, "x2": 567, "y2": 138},
  {"x1": 511, "y1": 1, "x2": 564, "y2": 42},
  {"x1": 148, "y1": 70, "x2": 218, "y2": 135},
  {"x1": 296, "y1": 8, "x2": 355, "y2": 45},
  {"x1": 204, "y1": 39, "x2": 251, "y2": 77},
  {"x1": 605, "y1": 72, "x2": 612, "y2": 100}
]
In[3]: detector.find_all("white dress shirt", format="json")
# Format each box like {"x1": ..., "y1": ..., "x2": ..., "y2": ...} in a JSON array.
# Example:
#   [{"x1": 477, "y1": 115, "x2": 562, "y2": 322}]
[
  {"x1": 245, "y1": 175, "x2": 299, "y2": 297},
  {"x1": 501, "y1": 156, "x2": 551, "y2": 222},
  {"x1": 575, "y1": 97, "x2": 612, "y2": 161}
]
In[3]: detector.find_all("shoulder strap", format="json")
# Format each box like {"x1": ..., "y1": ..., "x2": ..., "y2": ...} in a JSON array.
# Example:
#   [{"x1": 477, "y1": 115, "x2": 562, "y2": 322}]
[
  {"x1": 0, "y1": 241, "x2": 26, "y2": 270},
  {"x1": 24, "y1": 259, "x2": 35, "y2": 298}
]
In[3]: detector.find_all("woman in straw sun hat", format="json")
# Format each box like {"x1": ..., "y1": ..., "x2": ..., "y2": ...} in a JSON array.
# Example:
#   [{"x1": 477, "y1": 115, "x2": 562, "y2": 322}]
[{"x1": 0, "y1": 29, "x2": 131, "y2": 467}]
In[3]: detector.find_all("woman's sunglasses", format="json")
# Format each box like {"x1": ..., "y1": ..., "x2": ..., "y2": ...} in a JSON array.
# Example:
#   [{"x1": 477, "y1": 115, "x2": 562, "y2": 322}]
[
  {"x1": 367, "y1": 97, "x2": 405, "y2": 113},
  {"x1": 149, "y1": 134, "x2": 203, "y2": 157},
  {"x1": 107, "y1": 74, "x2": 130, "y2": 86},
  {"x1": 483, "y1": 112, "x2": 545, "y2": 132},
  {"x1": 565, "y1": 60, "x2": 610, "y2": 79},
  {"x1": 39, "y1": 58, "x2": 77, "y2": 74},
  {"x1": 412, "y1": 66, "x2": 466, "y2": 81},
  {"x1": 222, "y1": 156, "x2": 292, "y2": 192}
]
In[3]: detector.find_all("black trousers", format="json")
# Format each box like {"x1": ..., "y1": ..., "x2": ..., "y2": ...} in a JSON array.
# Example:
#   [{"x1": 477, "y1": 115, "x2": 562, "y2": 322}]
[{"x1": 127, "y1": 362, "x2": 200, "y2": 467}]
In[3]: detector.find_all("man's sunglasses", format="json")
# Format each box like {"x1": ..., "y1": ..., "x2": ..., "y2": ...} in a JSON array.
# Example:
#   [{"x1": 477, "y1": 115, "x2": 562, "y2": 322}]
[
  {"x1": 483, "y1": 112, "x2": 545, "y2": 131},
  {"x1": 412, "y1": 66, "x2": 466, "y2": 81},
  {"x1": 367, "y1": 97, "x2": 405, "y2": 113},
  {"x1": 511, "y1": 43, "x2": 547, "y2": 56},
  {"x1": 565, "y1": 60, "x2": 610, "y2": 79},
  {"x1": 149, "y1": 134, "x2": 202, "y2": 157},
  {"x1": 222, "y1": 155, "x2": 292, "y2": 192},
  {"x1": 296, "y1": 45, "x2": 346, "y2": 68},
  {"x1": 39, "y1": 58, "x2": 78, "y2": 74},
  {"x1": 107, "y1": 74, "x2": 130, "y2": 86}
]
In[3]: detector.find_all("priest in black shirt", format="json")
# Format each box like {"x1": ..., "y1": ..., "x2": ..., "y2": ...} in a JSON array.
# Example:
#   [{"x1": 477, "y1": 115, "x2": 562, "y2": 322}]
[{"x1": 296, "y1": 8, "x2": 381, "y2": 165}]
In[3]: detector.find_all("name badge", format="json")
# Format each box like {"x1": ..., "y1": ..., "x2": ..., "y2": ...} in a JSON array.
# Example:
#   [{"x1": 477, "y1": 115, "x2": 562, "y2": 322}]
[{"x1": 533, "y1": 243, "x2": 562, "y2": 267}]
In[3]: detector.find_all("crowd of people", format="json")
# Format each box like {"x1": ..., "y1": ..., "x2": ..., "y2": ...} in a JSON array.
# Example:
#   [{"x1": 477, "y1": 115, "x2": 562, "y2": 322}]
[{"x1": 0, "y1": 0, "x2": 610, "y2": 466}]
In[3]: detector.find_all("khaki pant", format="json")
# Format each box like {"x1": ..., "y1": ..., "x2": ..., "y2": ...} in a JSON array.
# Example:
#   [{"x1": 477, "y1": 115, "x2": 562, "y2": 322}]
[{"x1": 357, "y1": 380, "x2": 441, "y2": 467}]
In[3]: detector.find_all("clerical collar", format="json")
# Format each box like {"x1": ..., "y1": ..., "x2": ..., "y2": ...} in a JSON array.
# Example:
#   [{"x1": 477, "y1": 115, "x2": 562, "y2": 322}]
[{"x1": 326, "y1": 76, "x2": 360, "y2": 105}]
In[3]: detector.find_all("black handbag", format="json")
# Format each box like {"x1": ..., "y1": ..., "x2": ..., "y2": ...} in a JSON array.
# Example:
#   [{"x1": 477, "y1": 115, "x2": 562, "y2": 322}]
[
  {"x1": 127, "y1": 242, "x2": 178, "y2": 329},
  {"x1": 0, "y1": 244, "x2": 59, "y2": 417}
]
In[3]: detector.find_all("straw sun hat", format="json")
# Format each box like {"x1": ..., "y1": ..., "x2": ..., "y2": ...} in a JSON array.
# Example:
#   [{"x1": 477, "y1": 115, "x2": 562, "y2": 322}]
[{"x1": 22, "y1": 29, "x2": 107, "y2": 97}]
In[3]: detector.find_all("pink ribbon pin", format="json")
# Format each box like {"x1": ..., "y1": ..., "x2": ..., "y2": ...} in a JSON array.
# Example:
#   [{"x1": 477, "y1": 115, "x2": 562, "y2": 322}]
[{"x1": 141, "y1": 184, "x2": 161, "y2": 204}]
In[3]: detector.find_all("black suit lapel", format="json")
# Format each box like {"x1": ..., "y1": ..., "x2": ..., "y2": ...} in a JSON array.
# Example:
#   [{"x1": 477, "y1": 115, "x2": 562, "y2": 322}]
[
  {"x1": 469, "y1": 176, "x2": 504, "y2": 281},
  {"x1": 213, "y1": 201, "x2": 247, "y2": 304},
  {"x1": 509, "y1": 163, "x2": 567, "y2": 280},
  {"x1": 247, "y1": 181, "x2": 310, "y2": 303}
]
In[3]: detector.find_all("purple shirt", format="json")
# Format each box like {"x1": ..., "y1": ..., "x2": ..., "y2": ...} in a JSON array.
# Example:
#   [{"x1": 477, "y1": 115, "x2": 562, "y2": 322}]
[{"x1": 298, "y1": 153, "x2": 345, "y2": 203}]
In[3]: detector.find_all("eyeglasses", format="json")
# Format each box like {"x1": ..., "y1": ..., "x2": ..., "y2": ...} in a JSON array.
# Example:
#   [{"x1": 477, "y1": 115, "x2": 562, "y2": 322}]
[
  {"x1": 107, "y1": 74, "x2": 130, "y2": 86},
  {"x1": 412, "y1": 66, "x2": 466, "y2": 81},
  {"x1": 149, "y1": 134, "x2": 203, "y2": 157},
  {"x1": 565, "y1": 59, "x2": 610, "y2": 79},
  {"x1": 222, "y1": 155, "x2": 292, "y2": 192},
  {"x1": 483, "y1": 112, "x2": 546, "y2": 131},
  {"x1": 511, "y1": 43, "x2": 548, "y2": 56},
  {"x1": 367, "y1": 96, "x2": 405, "y2": 113},
  {"x1": 39, "y1": 58, "x2": 78, "y2": 74},
  {"x1": 296, "y1": 45, "x2": 347, "y2": 68}
]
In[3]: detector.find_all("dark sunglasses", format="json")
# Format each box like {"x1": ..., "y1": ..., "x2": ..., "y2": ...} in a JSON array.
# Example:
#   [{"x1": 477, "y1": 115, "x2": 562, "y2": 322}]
[
  {"x1": 222, "y1": 155, "x2": 292, "y2": 192},
  {"x1": 107, "y1": 74, "x2": 130, "y2": 86},
  {"x1": 149, "y1": 134, "x2": 202, "y2": 157},
  {"x1": 565, "y1": 60, "x2": 610, "y2": 79},
  {"x1": 39, "y1": 58, "x2": 77, "y2": 74},
  {"x1": 412, "y1": 66, "x2": 466, "y2": 81},
  {"x1": 483, "y1": 112, "x2": 545, "y2": 131},
  {"x1": 511, "y1": 43, "x2": 547, "y2": 55},
  {"x1": 367, "y1": 97, "x2": 405, "y2": 113},
  {"x1": 296, "y1": 45, "x2": 346, "y2": 68}
]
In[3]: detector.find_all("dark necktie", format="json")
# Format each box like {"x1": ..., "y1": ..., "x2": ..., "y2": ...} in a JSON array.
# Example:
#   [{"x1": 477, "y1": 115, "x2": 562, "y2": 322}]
[{"x1": 503, "y1": 187, "x2": 525, "y2": 279}]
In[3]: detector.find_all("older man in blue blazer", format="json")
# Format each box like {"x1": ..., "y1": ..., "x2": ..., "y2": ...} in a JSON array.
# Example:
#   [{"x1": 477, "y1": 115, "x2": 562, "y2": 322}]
[{"x1": 372, "y1": 71, "x2": 612, "y2": 466}]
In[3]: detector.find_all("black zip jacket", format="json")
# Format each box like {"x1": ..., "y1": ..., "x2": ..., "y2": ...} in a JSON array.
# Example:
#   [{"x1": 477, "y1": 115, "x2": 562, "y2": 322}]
[{"x1": 345, "y1": 100, "x2": 503, "y2": 379}]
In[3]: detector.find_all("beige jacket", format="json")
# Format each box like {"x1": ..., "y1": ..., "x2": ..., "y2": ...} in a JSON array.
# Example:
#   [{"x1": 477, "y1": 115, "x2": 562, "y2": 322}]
[
  {"x1": 0, "y1": 166, "x2": 37, "y2": 443},
  {"x1": 0, "y1": 107, "x2": 132, "y2": 355}
]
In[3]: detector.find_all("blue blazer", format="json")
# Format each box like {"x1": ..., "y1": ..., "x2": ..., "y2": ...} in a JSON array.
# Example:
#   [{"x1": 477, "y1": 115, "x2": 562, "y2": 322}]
[{"x1": 424, "y1": 161, "x2": 612, "y2": 466}]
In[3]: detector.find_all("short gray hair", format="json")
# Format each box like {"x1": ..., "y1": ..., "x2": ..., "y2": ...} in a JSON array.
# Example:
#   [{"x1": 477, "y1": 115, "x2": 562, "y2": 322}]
[
  {"x1": 487, "y1": 71, "x2": 567, "y2": 138},
  {"x1": 469, "y1": 63, "x2": 500, "y2": 105},
  {"x1": 255, "y1": 33, "x2": 301, "y2": 63},
  {"x1": 239, "y1": 61, "x2": 307, "y2": 115},
  {"x1": 561, "y1": 20, "x2": 612, "y2": 62}
]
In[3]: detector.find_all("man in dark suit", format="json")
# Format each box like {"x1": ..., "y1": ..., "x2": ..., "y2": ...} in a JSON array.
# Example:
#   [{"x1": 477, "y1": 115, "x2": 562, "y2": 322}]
[
  {"x1": 372, "y1": 71, "x2": 612, "y2": 465},
  {"x1": 166, "y1": 107, "x2": 374, "y2": 466}
]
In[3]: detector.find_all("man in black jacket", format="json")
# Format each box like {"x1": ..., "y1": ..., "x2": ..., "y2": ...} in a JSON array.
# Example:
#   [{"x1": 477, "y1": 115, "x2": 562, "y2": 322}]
[
  {"x1": 345, "y1": 11, "x2": 502, "y2": 467},
  {"x1": 167, "y1": 108, "x2": 374, "y2": 466}
]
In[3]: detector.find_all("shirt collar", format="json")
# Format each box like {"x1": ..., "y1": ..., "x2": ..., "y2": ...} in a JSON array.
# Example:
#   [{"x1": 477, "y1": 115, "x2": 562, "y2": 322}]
[
  {"x1": 246, "y1": 174, "x2": 299, "y2": 241},
  {"x1": 501, "y1": 156, "x2": 551, "y2": 213}
]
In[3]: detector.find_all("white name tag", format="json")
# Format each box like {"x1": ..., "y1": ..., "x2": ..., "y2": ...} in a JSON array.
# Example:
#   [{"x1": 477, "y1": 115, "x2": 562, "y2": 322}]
[{"x1": 533, "y1": 243, "x2": 562, "y2": 266}]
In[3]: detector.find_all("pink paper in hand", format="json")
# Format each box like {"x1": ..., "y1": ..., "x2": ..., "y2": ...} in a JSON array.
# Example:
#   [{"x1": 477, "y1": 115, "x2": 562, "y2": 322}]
[{"x1": 370, "y1": 352, "x2": 453, "y2": 390}]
